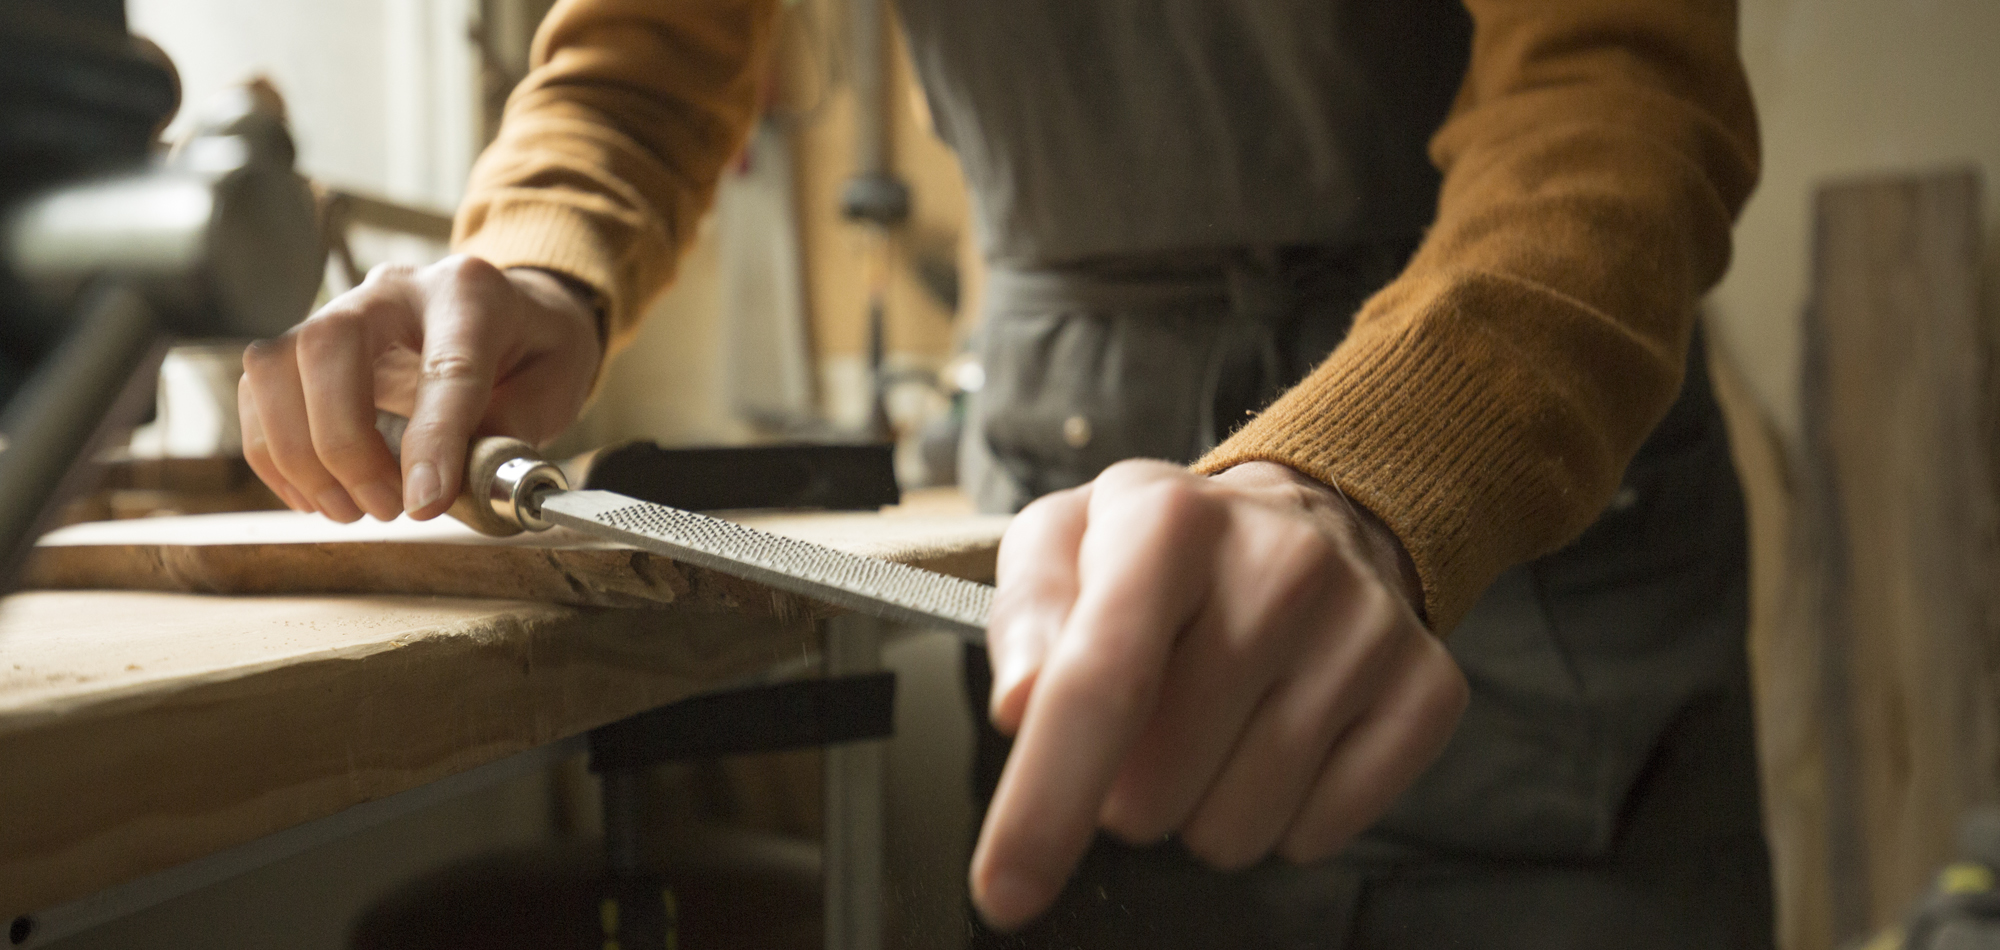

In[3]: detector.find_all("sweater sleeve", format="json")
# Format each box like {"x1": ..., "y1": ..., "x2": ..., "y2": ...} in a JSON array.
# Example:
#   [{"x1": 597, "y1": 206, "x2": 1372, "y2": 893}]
[
  {"x1": 452, "y1": 0, "x2": 779, "y2": 354},
  {"x1": 1194, "y1": 0, "x2": 1759, "y2": 632}
]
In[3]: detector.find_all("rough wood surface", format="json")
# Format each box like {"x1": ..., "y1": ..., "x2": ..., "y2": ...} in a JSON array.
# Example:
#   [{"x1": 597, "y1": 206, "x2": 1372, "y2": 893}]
[
  {"x1": 1789, "y1": 168, "x2": 1998, "y2": 943},
  {"x1": 22, "y1": 501, "x2": 1008, "y2": 617},
  {"x1": 0, "y1": 591, "x2": 821, "y2": 918}
]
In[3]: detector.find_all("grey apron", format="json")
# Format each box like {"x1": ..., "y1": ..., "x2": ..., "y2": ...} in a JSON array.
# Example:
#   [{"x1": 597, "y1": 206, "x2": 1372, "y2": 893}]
[{"x1": 893, "y1": 1, "x2": 1772, "y2": 946}]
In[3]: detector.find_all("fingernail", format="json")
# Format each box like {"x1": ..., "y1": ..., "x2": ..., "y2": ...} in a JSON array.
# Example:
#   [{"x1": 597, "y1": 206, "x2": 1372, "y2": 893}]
[
  {"x1": 355, "y1": 480, "x2": 402, "y2": 521},
  {"x1": 405, "y1": 462, "x2": 441, "y2": 512},
  {"x1": 315, "y1": 487, "x2": 362, "y2": 522}
]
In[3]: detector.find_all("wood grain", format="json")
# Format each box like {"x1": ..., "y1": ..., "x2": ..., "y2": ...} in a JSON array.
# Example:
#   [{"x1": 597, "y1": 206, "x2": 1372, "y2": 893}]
[
  {"x1": 0, "y1": 591, "x2": 822, "y2": 917},
  {"x1": 1790, "y1": 168, "x2": 1998, "y2": 942},
  {"x1": 21, "y1": 504, "x2": 1008, "y2": 616}
]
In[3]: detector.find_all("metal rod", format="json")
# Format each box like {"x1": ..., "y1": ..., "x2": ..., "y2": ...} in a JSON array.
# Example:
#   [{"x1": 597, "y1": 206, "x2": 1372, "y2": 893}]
[
  {"x1": 0, "y1": 281, "x2": 163, "y2": 592},
  {"x1": 824, "y1": 614, "x2": 886, "y2": 950},
  {"x1": 600, "y1": 767, "x2": 644, "y2": 877},
  {"x1": 846, "y1": 0, "x2": 888, "y2": 178}
]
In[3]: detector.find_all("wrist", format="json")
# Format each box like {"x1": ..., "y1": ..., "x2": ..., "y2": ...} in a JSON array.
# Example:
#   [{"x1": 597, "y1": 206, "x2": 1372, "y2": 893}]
[
  {"x1": 1210, "y1": 461, "x2": 1426, "y2": 623},
  {"x1": 506, "y1": 266, "x2": 606, "y2": 355}
]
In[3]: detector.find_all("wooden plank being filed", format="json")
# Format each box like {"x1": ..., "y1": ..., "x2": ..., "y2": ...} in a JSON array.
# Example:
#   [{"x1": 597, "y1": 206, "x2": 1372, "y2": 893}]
[
  {"x1": 0, "y1": 591, "x2": 819, "y2": 919},
  {"x1": 1791, "y1": 168, "x2": 1998, "y2": 942},
  {"x1": 22, "y1": 494, "x2": 1009, "y2": 617}
]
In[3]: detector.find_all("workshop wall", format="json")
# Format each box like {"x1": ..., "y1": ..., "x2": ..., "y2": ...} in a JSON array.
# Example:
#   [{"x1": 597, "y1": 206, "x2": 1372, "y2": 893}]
[{"x1": 129, "y1": 0, "x2": 480, "y2": 212}]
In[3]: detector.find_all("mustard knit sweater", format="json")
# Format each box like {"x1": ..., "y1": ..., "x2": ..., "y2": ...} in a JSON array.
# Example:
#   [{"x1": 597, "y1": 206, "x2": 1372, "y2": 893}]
[{"x1": 454, "y1": 0, "x2": 1760, "y2": 633}]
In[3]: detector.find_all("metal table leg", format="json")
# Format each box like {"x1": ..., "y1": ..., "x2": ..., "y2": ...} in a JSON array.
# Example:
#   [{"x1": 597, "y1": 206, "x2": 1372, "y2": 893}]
[{"x1": 824, "y1": 614, "x2": 886, "y2": 950}]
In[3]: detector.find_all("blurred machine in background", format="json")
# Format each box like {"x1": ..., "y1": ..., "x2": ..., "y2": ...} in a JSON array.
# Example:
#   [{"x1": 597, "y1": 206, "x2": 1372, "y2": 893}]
[{"x1": 0, "y1": 0, "x2": 325, "y2": 590}]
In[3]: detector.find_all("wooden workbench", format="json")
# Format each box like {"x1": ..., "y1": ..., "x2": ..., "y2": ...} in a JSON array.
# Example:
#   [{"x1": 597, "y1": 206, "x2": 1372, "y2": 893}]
[{"x1": 0, "y1": 502, "x2": 1005, "y2": 922}]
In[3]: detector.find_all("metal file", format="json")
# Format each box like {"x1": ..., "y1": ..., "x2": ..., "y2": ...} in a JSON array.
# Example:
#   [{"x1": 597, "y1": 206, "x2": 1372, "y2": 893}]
[{"x1": 538, "y1": 489, "x2": 992, "y2": 642}]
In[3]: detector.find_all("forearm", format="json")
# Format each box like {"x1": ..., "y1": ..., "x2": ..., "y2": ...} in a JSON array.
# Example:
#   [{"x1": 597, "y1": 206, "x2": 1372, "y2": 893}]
[
  {"x1": 1197, "y1": 0, "x2": 1759, "y2": 632},
  {"x1": 453, "y1": 0, "x2": 779, "y2": 356}
]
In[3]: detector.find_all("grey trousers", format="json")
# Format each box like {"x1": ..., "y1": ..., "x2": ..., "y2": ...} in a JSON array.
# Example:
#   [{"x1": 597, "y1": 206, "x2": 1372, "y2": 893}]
[{"x1": 958, "y1": 244, "x2": 1773, "y2": 949}]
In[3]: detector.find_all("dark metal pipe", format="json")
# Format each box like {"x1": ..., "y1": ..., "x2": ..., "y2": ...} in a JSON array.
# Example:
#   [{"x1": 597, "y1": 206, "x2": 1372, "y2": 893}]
[{"x1": 0, "y1": 282, "x2": 164, "y2": 589}]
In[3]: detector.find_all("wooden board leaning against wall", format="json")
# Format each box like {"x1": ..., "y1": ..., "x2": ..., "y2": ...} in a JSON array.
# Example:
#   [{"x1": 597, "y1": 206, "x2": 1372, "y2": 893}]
[{"x1": 1719, "y1": 168, "x2": 2000, "y2": 950}]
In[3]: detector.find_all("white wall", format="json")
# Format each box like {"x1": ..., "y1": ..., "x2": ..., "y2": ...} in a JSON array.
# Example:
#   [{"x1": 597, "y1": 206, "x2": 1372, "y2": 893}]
[
  {"x1": 129, "y1": 0, "x2": 477, "y2": 210},
  {"x1": 1710, "y1": 0, "x2": 2000, "y2": 440}
]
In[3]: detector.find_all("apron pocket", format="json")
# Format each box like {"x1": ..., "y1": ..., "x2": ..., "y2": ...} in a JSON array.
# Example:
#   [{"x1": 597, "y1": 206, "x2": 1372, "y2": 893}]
[{"x1": 973, "y1": 309, "x2": 1223, "y2": 500}]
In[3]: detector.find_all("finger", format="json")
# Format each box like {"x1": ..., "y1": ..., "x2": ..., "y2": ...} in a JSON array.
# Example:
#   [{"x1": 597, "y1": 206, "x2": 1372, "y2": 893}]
[
  {"x1": 986, "y1": 484, "x2": 1091, "y2": 733},
  {"x1": 1277, "y1": 634, "x2": 1467, "y2": 863},
  {"x1": 1098, "y1": 522, "x2": 1354, "y2": 846},
  {"x1": 1177, "y1": 585, "x2": 1409, "y2": 869},
  {"x1": 970, "y1": 464, "x2": 1220, "y2": 930},
  {"x1": 295, "y1": 300, "x2": 405, "y2": 520},
  {"x1": 239, "y1": 378, "x2": 311, "y2": 512},
  {"x1": 242, "y1": 335, "x2": 363, "y2": 522},
  {"x1": 401, "y1": 258, "x2": 512, "y2": 519}
]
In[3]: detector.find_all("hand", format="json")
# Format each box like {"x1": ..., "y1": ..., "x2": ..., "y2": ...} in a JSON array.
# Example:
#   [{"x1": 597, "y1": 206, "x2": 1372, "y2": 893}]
[
  {"x1": 969, "y1": 459, "x2": 1468, "y2": 930},
  {"x1": 239, "y1": 256, "x2": 601, "y2": 522}
]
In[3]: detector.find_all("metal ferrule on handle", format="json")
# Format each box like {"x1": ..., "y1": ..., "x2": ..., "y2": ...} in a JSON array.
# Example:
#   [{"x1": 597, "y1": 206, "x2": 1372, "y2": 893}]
[{"x1": 488, "y1": 454, "x2": 566, "y2": 532}]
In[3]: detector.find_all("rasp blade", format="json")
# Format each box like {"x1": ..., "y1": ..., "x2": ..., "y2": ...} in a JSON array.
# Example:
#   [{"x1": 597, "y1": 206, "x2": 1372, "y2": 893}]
[{"x1": 539, "y1": 489, "x2": 992, "y2": 641}]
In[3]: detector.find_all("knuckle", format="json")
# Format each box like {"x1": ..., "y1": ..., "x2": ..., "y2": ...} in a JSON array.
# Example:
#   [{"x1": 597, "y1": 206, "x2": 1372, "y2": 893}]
[
  {"x1": 240, "y1": 337, "x2": 288, "y2": 373},
  {"x1": 1283, "y1": 525, "x2": 1343, "y2": 570},
  {"x1": 293, "y1": 308, "x2": 368, "y2": 351},
  {"x1": 433, "y1": 253, "x2": 504, "y2": 291},
  {"x1": 1091, "y1": 458, "x2": 1179, "y2": 496},
  {"x1": 362, "y1": 262, "x2": 417, "y2": 286},
  {"x1": 1012, "y1": 487, "x2": 1076, "y2": 527},
  {"x1": 1134, "y1": 479, "x2": 1217, "y2": 542},
  {"x1": 419, "y1": 351, "x2": 487, "y2": 385},
  {"x1": 1263, "y1": 531, "x2": 1339, "y2": 612}
]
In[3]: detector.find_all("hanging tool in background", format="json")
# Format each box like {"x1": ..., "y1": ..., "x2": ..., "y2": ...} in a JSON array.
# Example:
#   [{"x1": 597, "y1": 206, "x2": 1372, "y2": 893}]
[
  {"x1": 0, "y1": 2, "x2": 325, "y2": 594},
  {"x1": 837, "y1": 0, "x2": 910, "y2": 443}
]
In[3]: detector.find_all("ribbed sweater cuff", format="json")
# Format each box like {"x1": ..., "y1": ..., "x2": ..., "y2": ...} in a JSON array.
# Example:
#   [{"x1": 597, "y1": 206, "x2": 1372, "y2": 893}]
[{"x1": 1194, "y1": 292, "x2": 1582, "y2": 634}]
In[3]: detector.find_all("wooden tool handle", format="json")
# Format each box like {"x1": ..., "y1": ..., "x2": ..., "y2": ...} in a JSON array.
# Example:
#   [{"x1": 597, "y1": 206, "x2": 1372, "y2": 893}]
[
  {"x1": 448, "y1": 436, "x2": 541, "y2": 537},
  {"x1": 375, "y1": 412, "x2": 560, "y2": 538}
]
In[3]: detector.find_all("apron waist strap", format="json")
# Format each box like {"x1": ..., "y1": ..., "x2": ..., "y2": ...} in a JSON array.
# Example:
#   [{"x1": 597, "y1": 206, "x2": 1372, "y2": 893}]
[{"x1": 983, "y1": 263, "x2": 1233, "y2": 314}]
